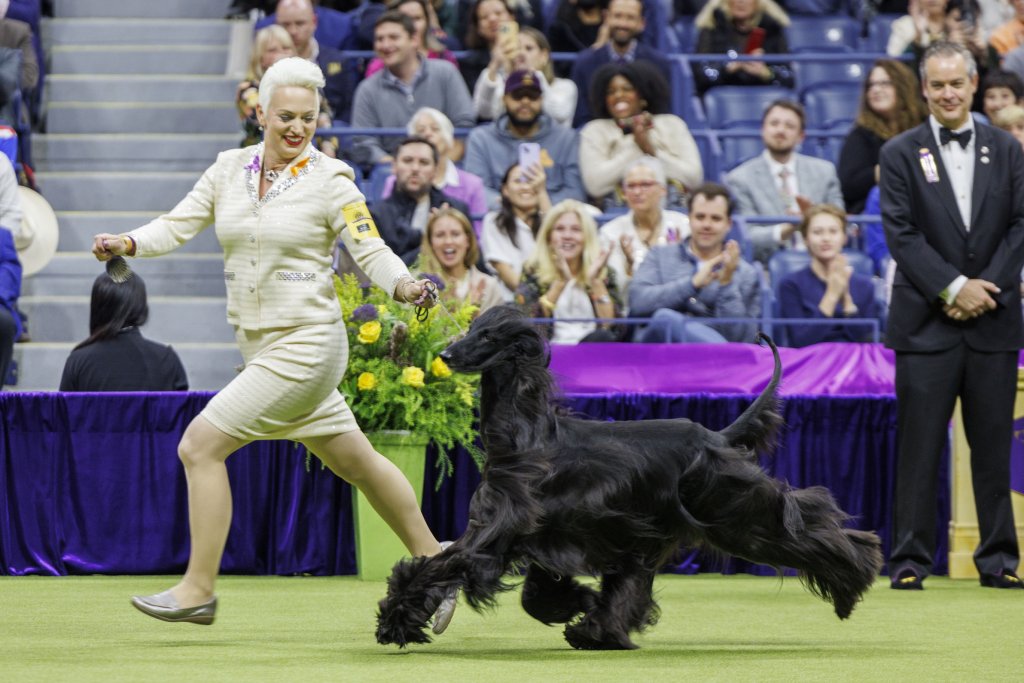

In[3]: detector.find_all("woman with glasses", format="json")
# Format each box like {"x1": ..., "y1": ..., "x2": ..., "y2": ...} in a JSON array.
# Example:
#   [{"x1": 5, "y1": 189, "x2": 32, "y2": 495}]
[
  {"x1": 837, "y1": 59, "x2": 927, "y2": 214},
  {"x1": 578, "y1": 61, "x2": 703, "y2": 205},
  {"x1": 598, "y1": 158, "x2": 690, "y2": 302}
]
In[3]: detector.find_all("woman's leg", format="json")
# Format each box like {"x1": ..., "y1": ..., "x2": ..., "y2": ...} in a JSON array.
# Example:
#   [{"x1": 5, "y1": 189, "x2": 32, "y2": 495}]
[
  {"x1": 302, "y1": 429, "x2": 441, "y2": 557},
  {"x1": 167, "y1": 415, "x2": 248, "y2": 607}
]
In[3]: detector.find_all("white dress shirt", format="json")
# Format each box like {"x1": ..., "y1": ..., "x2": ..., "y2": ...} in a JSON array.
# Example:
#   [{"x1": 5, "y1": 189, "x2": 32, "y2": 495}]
[{"x1": 929, "y1": 114, "x2": 975, "y2": 303}]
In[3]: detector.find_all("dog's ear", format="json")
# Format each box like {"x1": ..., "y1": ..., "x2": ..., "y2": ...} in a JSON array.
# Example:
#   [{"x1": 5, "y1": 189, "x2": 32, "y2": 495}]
[{"x1": 513, "y1": 327, "x2": 547, "y2": 362}]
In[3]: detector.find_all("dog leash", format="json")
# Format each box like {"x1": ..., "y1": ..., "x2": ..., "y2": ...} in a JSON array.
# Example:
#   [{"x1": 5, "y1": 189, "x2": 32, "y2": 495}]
[{"x1": 414, "y1": 280, "x2": 465, "y2": 334}]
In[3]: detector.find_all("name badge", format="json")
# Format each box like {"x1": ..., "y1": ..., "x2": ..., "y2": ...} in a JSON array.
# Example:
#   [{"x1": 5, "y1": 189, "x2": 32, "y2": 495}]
[
  {"x1": 342, "y1": 201, "x2": 380, "y2": 241},
  {"x1": 919, "y1": 148, "x2": 939, "y2": 183}
]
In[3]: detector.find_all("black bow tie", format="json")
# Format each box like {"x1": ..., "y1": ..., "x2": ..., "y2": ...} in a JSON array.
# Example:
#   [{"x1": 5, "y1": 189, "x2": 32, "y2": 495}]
[{"x1": 939, "y1": 127, "x2": 972, "y2": 149}]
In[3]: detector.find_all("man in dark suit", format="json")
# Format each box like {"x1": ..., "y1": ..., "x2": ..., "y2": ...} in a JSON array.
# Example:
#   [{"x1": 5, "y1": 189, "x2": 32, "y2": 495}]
[
  {"x1": 880, "y1": 41, "x2": 1024, "y2": 591},
  {"x1": 569, "y1": 0, "x2": 671, "y2": 127}
]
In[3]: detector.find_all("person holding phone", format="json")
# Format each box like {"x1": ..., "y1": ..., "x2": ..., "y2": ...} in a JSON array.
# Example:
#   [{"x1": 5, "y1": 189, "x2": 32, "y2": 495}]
[{"x1": 692, "y1": 0, "x2": 794, "y2": 96}]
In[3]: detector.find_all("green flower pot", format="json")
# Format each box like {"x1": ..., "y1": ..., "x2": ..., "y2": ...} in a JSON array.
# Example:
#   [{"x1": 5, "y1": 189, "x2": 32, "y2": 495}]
[{"x1": 353, "y1": 430, "x2": 429, "y2": 581}]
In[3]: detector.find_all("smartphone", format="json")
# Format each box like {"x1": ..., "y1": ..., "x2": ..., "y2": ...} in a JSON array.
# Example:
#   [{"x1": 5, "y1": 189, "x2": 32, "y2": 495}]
[
  {"x1": 518, "y1": 142, "x2": 541, "y2": 179},
  {"x1": 497, "y1": 20, "x2": 519, "y2": 44},
  {"x1": 744, "y1": 27, "x2": 766, "y2": 54}
]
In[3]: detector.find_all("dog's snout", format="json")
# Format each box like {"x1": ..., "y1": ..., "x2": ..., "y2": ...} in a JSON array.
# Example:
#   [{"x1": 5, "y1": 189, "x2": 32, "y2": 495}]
[{"x1": 439, "y1": 349, "x2": 452, "y2": 363}]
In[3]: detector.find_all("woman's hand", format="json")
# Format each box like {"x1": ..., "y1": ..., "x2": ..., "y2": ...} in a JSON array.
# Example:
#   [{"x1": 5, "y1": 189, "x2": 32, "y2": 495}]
[
  {"x1": 92, "y1": 233, "x2": 130, "y2": 261},
  {"x1": 620, "y1": 234, "x2": 635, "y2": 269},
  {"x1": 398, "y1": 278, "x2": 439, "y2": 307},
  {"x1": 825, "y1": 253, "x2": 852, "y2": 298},
  {"x1": 631, "y1": 116, "x2": 657, "y2": 156},
  {"x1": 587, "y1": 244, "x2": 612, "y2": 286}
]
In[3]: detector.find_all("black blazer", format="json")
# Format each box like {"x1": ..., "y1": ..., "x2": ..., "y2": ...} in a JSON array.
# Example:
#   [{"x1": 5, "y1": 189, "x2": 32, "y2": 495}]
[
  {"x1": 371, "y1": 187, "x2": 470, "y2": 266},
  {"x1": 59, "y1": 327, "x2": 188, "y2": 392},
  {"x1": 879, "y1": 121, "x2": 1024, "y2": 352}
]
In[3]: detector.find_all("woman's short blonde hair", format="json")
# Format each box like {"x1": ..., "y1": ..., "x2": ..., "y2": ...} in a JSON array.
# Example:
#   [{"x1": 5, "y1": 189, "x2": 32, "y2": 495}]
[
  {"x1": 258, "y1": 56, "x2": 324, "y2": 114},
  {"x1": 249, "y1": 25, "x2": 295, "y2": 80},
  {"x1": 798, "y1": 203, "x2": 847, "y2": 240},
  {"x1": 995, "y1": 104, "x2": 1024, "y2": 130}
]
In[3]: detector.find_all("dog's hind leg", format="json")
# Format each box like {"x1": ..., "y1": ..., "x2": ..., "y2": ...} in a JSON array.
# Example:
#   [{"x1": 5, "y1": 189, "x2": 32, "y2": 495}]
[
  {"x1": 521, "y1": 565, "x2": 598, "y2": 625},
  {"x1": 563, "y1": 569, "x2": 659, "y2": 650}
]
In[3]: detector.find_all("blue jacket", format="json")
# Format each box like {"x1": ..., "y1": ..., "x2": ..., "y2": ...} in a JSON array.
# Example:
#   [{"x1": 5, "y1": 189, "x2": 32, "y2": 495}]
[
  {"x1": 0, "y1": 227, "x2": 22, "y2": 339},
  {"x1": 629, "y1": 239, "x2": 761, "y2": 343}
]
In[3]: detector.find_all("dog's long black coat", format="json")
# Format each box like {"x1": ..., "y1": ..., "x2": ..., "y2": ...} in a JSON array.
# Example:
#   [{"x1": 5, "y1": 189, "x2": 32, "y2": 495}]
[{"x1": 377, "y1": 306, "x2": 883, "y2": 650}]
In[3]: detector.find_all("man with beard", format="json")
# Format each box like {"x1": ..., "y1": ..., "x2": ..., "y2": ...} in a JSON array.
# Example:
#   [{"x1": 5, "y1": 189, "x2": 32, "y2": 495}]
[
  {"x1": 351, "y1": 11, "x2": 474, "y2": 168},
  {"x1": 464, "y1": 70, "x2": 585, "y2": 207},
  {"x1": 370, "y1": 137, "x2": 470, "y2": 265},
  {"x1": 569, "y1": 0, "x2": 672, "y2": 127},
  {"x1": 725, "y1": 99, "x2": 844, "y2": 264}
]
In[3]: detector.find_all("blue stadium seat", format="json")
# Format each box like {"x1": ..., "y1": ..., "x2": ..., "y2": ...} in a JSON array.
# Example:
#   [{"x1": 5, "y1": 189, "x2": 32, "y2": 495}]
[
  {"x1": 691, "y1": 129, "x2": 721, "y2": 181},
  {"x1": 803, "y1": 84, "x2": 861, "y2": 129},
  {"x1": 702, "y1": 86, "x2": 796, "y2": 129},
  {"x1": 860, "y1": 13, "x2": 902, "y2": 53},
  {"x1": 672, "y1": 19, "x2": 697, "y2": 54},
  {"x1": 794, "y1": 60, "x2": 871, "y2": 97},
  {"x1": 365, "y1": 163, "x2": 394, "y2": 204},
  {"x1": 718, "y1": 133, "x2": 763, "y2": 172},
  {"x1": 785, "y1": 16, "x2": 860, "y2": 53}
]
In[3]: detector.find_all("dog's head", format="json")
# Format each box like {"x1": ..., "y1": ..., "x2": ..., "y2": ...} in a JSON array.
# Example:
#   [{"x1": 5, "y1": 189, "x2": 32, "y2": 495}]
[{"x1": 440, "y1": 305, "x2": 547, "y2": 373}]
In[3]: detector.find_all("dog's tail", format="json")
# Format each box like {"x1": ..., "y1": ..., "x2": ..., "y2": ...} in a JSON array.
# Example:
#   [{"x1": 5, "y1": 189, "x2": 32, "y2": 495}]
[{"x1": 718, "y1": 333, "x2": 783, "y2": 454}]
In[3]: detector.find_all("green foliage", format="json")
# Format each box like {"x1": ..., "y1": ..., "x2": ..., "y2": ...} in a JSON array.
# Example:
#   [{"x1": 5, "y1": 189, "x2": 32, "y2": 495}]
[{"x1": 334, "y1": 273, "x2": 482, "y2": 486}]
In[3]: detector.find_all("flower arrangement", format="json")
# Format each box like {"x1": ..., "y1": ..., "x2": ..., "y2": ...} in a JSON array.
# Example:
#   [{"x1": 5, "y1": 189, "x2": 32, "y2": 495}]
[{"x1": 334, "y1": 273, "x2": 482, "y2": 486}]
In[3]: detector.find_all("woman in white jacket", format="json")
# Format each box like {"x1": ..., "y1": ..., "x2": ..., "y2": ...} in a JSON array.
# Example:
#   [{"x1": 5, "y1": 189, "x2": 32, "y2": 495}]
[{"x1": 91, "y1": 58, "x2": 456, "y2": 632}]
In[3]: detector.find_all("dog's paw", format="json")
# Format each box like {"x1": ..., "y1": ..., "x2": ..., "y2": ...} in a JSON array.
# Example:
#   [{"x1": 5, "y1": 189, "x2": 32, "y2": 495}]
[{"x1": 375, "y1": 618, "x2": 433, "y2": 648}]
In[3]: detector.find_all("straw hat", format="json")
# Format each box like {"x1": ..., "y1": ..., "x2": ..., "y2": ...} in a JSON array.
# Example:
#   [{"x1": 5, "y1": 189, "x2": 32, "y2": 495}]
[{"x1": 14, "y1": 186, "x2": 58, "y2": 276}]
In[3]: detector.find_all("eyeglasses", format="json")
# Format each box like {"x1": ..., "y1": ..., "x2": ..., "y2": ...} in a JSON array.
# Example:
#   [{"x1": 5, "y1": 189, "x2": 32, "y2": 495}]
[
  {"x1": 624, "y1": 180, "x2": 659, "y2": 192},
  {"x1": 866, "y1": 80, "x2": 895, "y2": 90}
]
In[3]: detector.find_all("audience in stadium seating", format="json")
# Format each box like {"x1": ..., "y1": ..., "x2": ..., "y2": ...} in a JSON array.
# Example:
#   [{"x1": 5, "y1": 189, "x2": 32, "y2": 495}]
[
  {"x1": 457, "y1": 0, "x2": 544, "y2": 50},
  {"x1": 987, "y1": 0, "x2": 1024, "y2": 57},
  {"x1": 725, "y1": 99, "x2": 844, "y2": 263},
  {"x1": 464, "y1": 69, "x2": 585, "y2": 206},
  {"x1": 579, "y1": 61, "x2": 703, "y2": 203},
  {"x1": 474, "y1": 25, "x2": 578, "y2": 126},
  {"x1": 630, "y1": 182, "x2": 761, "y2": 343},
  {"x1": 888, "y1": 0, "x2": 987, "y2": 76},
  {"x1": 978, "y1": 69, "x2": 1023, "y2": 123},
  {"x1": 275, "y1": 0, "x2": 359, "y2": 123},
  {"x1": 480, "y1": 162, "x2": 550, "y2": 297},
  {"x1": 599, "y1": 157, "x2": 690, "y2": 303},
  {"x1": 777, "y1": 204, "x2": 879, "y2": 347},
  {"x1": 0, "y1": 227, "x2": 19, "y2": 387},
  {"x1": 548, "y1": 0, "x2": 607, "y2": 56},
  {"x1": 370, "y1": 136, "x2": 471, "y2": 264},
  {"x1": 570, "y1": 0, "x2": 673, "y2": 126},
  {"x1": 350, "y1": 11, "x2": 475, "y2": 166},
  {"x1": 0, "y1": 12, "x2": 36, "y2": 96},
  {"x1": 516, "y1": 199, "x2": 621, "y2": 343},
  {"x1": 458, "y1": 0, "x2": 517, "y2": 90},
  {"x1": 380, "y1": 107, "x2": 488, "y2": 234},
  {"x1": 59, "y1": 268, "x2": 188, "y2": 392},
  {"x1": 414, "y1": 206, "x2": 505, "y2": 311},
  {"x1": 838, "y1": 59, "x2": 927, "y2": 213},
  {"x1": 994, "y1": 102, "x2": 1024, "y2": 148},
  {"x1": 364, "y1": 0, "x2": 458, "y2": 77},
  {"x1": 692, "y1": 0, "x2": 795, "y2": 96}
]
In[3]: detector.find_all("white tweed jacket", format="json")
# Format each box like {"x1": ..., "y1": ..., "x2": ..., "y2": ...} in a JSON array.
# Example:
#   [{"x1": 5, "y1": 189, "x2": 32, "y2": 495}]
[{"x1": 129, "y1": 144, "x2": 410, "y2": 330}]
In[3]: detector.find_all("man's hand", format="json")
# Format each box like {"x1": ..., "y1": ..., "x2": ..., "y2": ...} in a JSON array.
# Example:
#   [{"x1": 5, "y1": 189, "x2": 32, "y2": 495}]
[{"x1": 951, "y1": 278, "x2": 1000, "y2": 318}]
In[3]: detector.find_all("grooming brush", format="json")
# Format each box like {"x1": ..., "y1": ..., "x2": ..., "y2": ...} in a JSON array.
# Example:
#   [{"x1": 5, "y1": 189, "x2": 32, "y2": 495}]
[{"x1": 106, "y1": 255, "x2": 135, "y2": 283}]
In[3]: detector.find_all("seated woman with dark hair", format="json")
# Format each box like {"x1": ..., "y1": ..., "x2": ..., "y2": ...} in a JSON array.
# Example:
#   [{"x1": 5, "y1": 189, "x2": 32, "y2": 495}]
[
  {"x1": 692, "y1": 0, "x2": 794, "y2": 95},
  {"x1": 777, "y1": 205, "x2": 878, "y2": 348},
  {"x1": 59, "y1": 260, "x2": 189, "y2": 391},
  {"x1": 480, "y1": 161, "x2": 550, "y2": 298},
  {"x1": 579, "y1": 61, "x2": 703, "y2": 204}
]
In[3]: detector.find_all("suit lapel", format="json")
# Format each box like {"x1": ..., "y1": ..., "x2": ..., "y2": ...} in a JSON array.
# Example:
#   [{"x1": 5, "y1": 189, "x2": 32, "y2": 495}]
[
  {"x1": 969, "y1": 124, "x2": 992, "y2": 230},
  {"x1": 914, "y1": 125, "x2": 967, "y2": 237}
]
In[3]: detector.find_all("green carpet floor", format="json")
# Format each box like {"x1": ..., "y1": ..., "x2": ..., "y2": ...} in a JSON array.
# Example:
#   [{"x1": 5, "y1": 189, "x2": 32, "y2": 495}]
[{"x1": 1, "y1": 574, "x2": 1021, "y2": 682}]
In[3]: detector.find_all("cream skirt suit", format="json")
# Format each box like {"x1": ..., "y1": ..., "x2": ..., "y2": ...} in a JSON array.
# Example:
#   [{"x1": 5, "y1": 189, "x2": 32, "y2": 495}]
[{"x1": 128, "y1": 143, "x2": 410, "y2": 441}]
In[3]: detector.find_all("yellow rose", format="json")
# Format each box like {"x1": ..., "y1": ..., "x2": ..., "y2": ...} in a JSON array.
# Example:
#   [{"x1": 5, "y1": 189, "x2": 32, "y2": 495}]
[
  {"x1": 357, "y1": 372, "x2": 376, "y2": 391},
  {"x1": 401, "y1": 366, "x2": 425, "y2": 389},
  {"x1": 357, "y1": 321, "x2": 381, "y2": 344},
  {"x1": 430, "y1": 356, "x2": 452, "y2": 378}
]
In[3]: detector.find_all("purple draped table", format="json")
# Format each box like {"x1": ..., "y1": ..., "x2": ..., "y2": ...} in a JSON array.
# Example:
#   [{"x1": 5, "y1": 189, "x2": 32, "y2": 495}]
[{"x1": 1, "y1": 342, "x2": 954, "y2": 577}]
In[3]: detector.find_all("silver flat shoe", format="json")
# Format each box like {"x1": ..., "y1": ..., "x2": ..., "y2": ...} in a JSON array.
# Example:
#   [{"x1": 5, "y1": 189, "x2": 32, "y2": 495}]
[
  {"x1": 130, "y1": 590, "x2": 217, "y2": 625},
  {"x1": 431, "y1": 541, "x2": 459, "y2": 635}
]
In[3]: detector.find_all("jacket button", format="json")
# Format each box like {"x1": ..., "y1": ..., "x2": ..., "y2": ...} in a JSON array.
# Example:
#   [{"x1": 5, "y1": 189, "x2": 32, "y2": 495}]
[
  {"x1": 967, "y1": 252, "x2": 976, "y2": 260},
  {"x1": 249, "y1": 285, "x2": 255, "y2": 293},
  {"x1": 249, "y1": 235, "x2": 256, "y2": 243},
  {"x1": 251, "y1": 258, "x2": 257, "y2": 266}
]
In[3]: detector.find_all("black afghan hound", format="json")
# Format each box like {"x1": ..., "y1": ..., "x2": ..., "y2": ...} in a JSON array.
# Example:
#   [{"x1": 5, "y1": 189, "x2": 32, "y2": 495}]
[{"x1": 377, "y1": 306, "x2": 882, "y2": 650}]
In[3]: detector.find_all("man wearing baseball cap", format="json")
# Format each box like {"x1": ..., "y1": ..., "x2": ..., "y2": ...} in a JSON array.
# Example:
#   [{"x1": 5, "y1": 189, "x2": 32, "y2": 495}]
[{"x1": 464, "y1": 69, "x2": 585, "y2": 208}]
